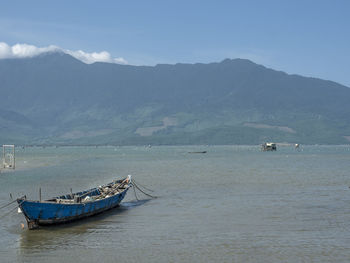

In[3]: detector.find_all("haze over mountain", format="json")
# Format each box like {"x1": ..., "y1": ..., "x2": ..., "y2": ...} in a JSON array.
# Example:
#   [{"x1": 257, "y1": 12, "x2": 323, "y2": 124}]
[{"x1": 1, "y1": 51, "x2": 350, "y2": 145}]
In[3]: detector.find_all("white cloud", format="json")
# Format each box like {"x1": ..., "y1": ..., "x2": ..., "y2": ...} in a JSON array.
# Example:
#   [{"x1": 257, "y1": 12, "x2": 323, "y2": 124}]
[
  {"x1": 0, "y1": 42, "x2": 127, "y2": 64},
  {"x1": 65, "y1": 49, "x2": 127, "y2": 64}
]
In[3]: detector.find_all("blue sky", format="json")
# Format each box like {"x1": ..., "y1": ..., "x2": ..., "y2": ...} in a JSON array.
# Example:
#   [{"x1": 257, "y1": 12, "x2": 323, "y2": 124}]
[{"x1": 1, "y1": 0, "x2": 349, "y2": 86}]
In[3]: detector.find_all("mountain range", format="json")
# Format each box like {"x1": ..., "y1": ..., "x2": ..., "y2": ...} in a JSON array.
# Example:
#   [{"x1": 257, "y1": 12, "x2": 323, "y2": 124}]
[{"x1": 1, "y1": 51, "x2": 350, "y2": 145}]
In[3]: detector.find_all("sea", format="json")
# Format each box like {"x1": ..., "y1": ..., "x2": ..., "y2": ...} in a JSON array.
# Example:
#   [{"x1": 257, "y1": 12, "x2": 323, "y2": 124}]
[{"x1": 0, "y1": 145, "x2": 349, "y2": 263}]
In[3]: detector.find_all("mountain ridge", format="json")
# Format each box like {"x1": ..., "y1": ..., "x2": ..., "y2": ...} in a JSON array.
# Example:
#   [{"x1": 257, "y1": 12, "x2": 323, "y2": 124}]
[{"x1": 0, "y1": 52, "x2": 349, "y2": 145}]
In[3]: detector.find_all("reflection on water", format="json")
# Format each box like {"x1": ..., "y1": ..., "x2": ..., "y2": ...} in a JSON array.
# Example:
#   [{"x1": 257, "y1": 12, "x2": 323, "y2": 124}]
[
  {"x1": 0, "y1": 146, "x2": 350, "y2": 262},
  {"x1": 18, "y1": 200, "x2": 149, "y2": 254}
]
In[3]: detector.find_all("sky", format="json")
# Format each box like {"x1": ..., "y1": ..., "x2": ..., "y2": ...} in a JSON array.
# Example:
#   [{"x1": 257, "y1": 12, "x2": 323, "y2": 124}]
[{"x1": 0, "y1": 0, "x2": 349, "y2": 86}]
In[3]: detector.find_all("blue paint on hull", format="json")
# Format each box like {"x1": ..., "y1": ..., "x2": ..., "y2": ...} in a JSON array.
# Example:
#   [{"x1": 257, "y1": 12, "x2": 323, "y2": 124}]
[{"x1": 17, "y1": 178, "x2": 131, "y2": 228}]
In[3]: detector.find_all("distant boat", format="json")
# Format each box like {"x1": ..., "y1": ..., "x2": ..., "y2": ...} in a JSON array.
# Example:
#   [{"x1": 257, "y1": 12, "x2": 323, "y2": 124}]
[
  {"x1": 261, "y1": 143, "x2": 277, "y2": 151},
  {"x1": 188, "y1": 151, "x2": 207, "y2": 154},
  {"x1": 17, "y1": 176, "x2": 132, "y2": 229}
]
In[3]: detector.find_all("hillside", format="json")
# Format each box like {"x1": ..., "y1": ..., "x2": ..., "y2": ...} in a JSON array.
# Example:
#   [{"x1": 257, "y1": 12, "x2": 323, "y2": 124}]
[{"x1": 0, "y1": 52, "x2": 350, "y2": 145}]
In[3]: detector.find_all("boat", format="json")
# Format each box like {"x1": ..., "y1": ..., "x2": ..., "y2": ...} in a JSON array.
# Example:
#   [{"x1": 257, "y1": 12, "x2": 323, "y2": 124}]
[
  {"x1": 17, "y1": 175, "x2": 132, "y2": 229},
  {"x1": 261, "y1": 142, "x2": 277, "y2": 151}
]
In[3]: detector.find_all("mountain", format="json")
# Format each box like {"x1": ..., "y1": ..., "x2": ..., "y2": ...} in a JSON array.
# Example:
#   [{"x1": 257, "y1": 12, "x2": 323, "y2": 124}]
[{"x1": 0, "y1": 52, "x2": 350, "y2": 145}]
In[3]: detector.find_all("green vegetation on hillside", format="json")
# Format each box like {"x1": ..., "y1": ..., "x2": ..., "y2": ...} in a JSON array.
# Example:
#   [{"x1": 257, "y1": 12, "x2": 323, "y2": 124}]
[{"x1": 0, "y1": 53, "x2": 350, "y2": 145}]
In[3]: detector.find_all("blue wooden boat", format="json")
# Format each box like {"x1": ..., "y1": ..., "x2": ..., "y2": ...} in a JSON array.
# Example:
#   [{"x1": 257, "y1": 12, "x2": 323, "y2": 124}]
[{"x1": 17, "y1": 175, "x2": 132, "y2": 229}]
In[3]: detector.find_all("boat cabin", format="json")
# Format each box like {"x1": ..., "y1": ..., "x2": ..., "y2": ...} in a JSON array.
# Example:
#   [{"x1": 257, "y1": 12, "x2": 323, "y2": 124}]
[{"x1": 262, "y1": 142, "x2": 277, "y2": 151}]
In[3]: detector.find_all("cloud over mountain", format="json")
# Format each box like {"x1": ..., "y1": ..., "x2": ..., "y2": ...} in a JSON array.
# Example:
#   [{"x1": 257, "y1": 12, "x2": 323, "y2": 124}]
[{"x1": 0, "y1": 42, "x2": 127, "y2": 64}]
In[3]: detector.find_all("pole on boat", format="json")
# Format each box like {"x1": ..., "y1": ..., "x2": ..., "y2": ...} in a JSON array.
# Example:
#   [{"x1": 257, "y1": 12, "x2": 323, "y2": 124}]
[{"x1": 39, "y1": 188, "x2": 41, "y2": 202}]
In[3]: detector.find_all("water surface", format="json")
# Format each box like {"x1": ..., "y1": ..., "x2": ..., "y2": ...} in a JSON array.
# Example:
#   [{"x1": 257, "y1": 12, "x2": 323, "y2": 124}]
[{"x1": 0, "y1": 145, "x2": 349, "y2": 262}]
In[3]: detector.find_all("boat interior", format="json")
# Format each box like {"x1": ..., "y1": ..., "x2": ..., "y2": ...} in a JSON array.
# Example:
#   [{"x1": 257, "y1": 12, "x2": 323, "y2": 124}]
[{"x1": 45, "y1": 178, "x2": 129, "y2": 204}]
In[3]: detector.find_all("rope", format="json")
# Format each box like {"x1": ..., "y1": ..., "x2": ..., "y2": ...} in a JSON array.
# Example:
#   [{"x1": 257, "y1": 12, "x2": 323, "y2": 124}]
[
  {"x1": 0, "y1": 199, "x2": 19, "y2": 210},
  {"x1": 132, "y1": 184, "x2": 139, "y2": 201},
  {"x1": 0, "y1": 200, "x2": 24, "y2": 219},
  {"x1": 132, "y1": 179, "x2": 155, "y2": 192},
  {"x1": 132, "y1": 181, "x2": 157, "y2": 199}
]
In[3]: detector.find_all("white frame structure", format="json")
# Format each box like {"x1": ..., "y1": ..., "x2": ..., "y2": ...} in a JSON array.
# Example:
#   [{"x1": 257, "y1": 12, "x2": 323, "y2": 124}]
[{"x1": 2, "y1": 145, "x2": 15, "y2": 169}]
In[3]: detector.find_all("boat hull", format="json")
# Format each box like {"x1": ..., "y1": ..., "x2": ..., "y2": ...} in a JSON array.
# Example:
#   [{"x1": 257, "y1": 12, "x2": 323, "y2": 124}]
[{"x1": 18, "y1": 187, "x2": 129, "y2": 229}]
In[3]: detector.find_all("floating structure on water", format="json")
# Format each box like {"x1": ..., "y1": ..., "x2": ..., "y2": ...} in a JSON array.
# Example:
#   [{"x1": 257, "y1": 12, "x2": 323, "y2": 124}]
[
  {"x1": 261, "y1": 142, "x2": 277, "y2": 151},
  {"x1": 17, "y1": 176, "x2": 132, "y2": 229},
  {"x1": 2, "y1": 145, "x2": 15, "y2": 169}
]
